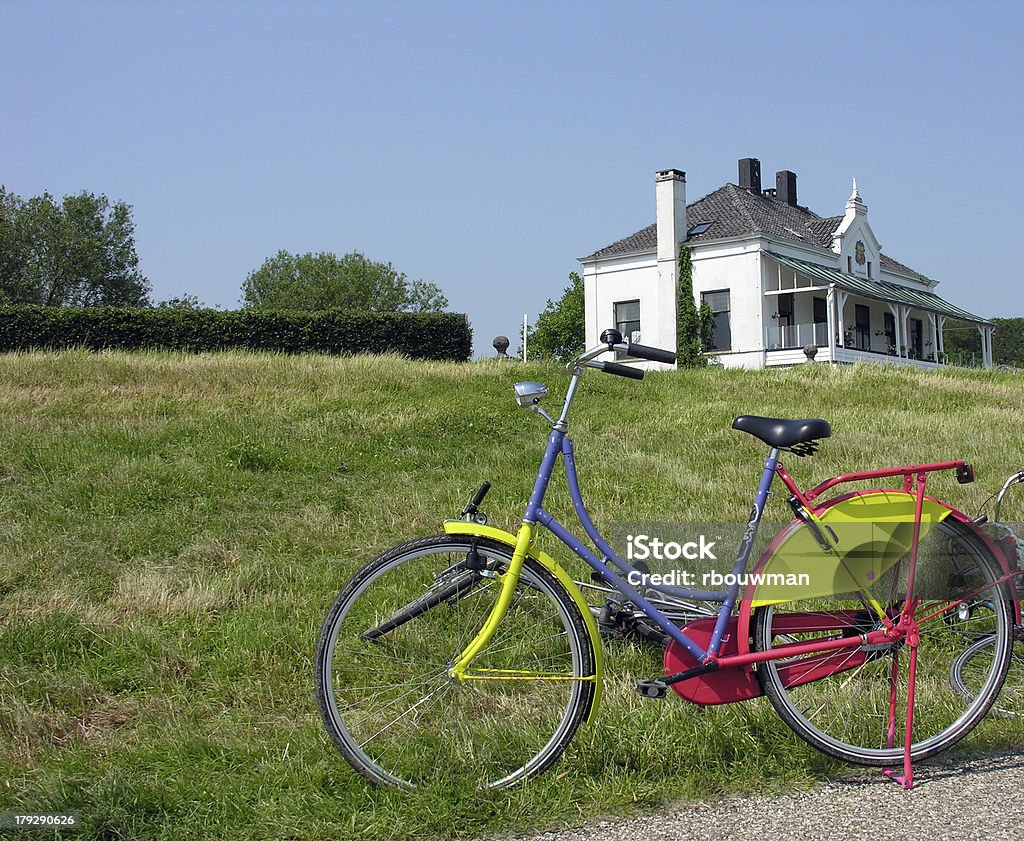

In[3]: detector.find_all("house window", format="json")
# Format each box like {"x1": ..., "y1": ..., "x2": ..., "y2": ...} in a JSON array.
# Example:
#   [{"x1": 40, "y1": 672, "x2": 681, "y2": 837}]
[
  {"x1": 867, "y1": 261, "x2": 872, "y2": 278},
  {"x1": 776, "y1": 293, "x2": 795, "y2": 348},
  {"x1": 702, "y1": 290, "x2": 731, "y2": 351},
  {"x1": 847, "y1": 256, "x2": 852, "y2": 273},
  {"x1": 813, "y1": 297, "x2": 828, "y2": 346},
  {"x1": 855, "y1": 304, "x2": 871, "y2": 351},
  {"x1": 777, "y1": 293, "x2": 794, "y2": 327},
  {"x1": 614, "y1": 300, "x2": 640, "y2": 358},
  {"x1": 884, "y1": 312, "x2": 896, "y2": 354},
  {"x1": 909, "y1": 318, "x2": 923, "y2": 358},
  {"x1": 813, "y1": 297, "x2": 827, "y2": 323}
]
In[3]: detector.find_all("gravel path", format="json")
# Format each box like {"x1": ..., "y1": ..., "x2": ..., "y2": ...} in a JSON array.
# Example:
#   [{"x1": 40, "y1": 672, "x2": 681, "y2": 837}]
[{"x1": 486, "y1": 751, "x2": 1024, "y2": 841}]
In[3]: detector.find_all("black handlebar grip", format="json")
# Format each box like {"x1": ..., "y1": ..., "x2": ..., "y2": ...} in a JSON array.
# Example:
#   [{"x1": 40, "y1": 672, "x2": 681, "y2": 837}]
[
  {"x1": 470, "y1": 481, "x2": 491, "y2": 508},
  {"x1": 598, "y1": 361, "x2": 644, "y2": 380},
  {"x1": 626, "y1": 343, "x2": 676, "y2": 364}
]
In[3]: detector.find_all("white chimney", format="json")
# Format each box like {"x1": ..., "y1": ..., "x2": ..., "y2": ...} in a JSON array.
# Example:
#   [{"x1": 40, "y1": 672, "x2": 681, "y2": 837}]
[
  {"x1": 656, "y1": 169, "x2": 687, "y2": 262},
  {"x1": 655, "y1": 169, "x2": 686, "y2": 361}
]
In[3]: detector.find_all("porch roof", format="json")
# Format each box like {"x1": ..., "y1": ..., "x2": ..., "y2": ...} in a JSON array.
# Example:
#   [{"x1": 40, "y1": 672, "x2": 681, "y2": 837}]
[{"x1": 767, "y1": 253, "x2": 992, "y2": 325}]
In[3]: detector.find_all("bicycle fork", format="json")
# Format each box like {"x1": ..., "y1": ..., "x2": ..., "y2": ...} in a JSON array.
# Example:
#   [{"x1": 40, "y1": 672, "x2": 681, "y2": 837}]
[{"x1": 447, "y1": 523, "x2": 534, "y2": 681}]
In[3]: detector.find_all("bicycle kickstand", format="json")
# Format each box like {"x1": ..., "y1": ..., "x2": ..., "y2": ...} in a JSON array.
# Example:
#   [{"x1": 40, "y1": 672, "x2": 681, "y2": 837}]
[{"x1": 882, "y1": 624, "x2": 920, "y2": 790}]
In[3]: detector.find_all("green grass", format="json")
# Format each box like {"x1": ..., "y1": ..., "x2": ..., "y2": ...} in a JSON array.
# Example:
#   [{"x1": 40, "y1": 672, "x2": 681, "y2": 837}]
[{"x1": 1, "y1": 350, "x2": 1022, "y2": 839}]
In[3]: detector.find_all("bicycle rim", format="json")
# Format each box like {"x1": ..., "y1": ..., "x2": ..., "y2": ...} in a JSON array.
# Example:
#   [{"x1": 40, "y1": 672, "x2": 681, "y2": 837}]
[
  {"x1": 315, "y1": 535, "x2": 595, "y2": 788},
  {"x1": 753, "y1": 520, "x2": 1013, "y2": 765}
]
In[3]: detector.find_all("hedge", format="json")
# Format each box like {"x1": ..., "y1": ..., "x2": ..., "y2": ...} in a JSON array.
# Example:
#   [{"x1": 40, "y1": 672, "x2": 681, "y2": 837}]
[{"x1": 0, "y1": 306, "x2": 473, "y2": 361}]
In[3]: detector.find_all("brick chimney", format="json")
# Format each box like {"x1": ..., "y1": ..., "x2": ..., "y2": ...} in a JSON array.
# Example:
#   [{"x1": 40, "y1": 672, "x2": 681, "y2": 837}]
[
  {"x1": 776, "y1": 170, "x2": 797, "y2": 207},
  {"x1": 738, "y1": 158, "x2": 761, "y2": 193}
]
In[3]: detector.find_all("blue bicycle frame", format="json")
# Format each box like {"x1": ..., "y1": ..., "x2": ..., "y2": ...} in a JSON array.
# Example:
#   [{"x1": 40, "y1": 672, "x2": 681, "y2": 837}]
[
  {"x1": 527, "y1": 428, "x2": 779, "y2": 663},
  {"x1": 446, "y1": 336, "x2": 784, "y2": 678}
]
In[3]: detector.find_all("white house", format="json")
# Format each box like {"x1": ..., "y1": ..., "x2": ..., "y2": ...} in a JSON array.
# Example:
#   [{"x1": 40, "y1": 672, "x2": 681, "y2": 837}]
[{"x1": 579, "y1": 158, "x2": 994, "y2": 369}]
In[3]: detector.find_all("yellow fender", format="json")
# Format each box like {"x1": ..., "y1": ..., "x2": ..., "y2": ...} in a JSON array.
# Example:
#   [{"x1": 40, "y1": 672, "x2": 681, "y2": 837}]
[
  {"x1": 443, "y1": 520, "x2": 604, "y2": 723},
  {"x1": 748, "y1": 490, "x2": 955, "y2": 607}
]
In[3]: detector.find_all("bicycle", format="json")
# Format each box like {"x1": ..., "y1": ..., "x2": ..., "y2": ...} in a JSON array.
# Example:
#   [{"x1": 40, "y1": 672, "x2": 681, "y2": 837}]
[
  {"x1": 949, "y1": 471, "x2": 1024, "y2": 717},
  {"x1": 314, "y1": 329, "x2": 1017, "y2": 791}
]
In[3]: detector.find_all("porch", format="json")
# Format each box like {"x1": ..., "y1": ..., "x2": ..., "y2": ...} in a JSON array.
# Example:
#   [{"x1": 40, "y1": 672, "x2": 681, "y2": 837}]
[
  {"x1": 764, "y1": 337, "x2": 946, "y2": 369},
  {"x1": 762, "y1": 253, "x2": 993, "y2": 369}
]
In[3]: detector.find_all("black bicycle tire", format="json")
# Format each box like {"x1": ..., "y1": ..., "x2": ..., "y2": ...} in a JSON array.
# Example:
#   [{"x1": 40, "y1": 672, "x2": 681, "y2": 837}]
[
  {"x1": 752, "y1": 519, "x2": 1014, "y2": 766},
  {"x1": 314, "y1": 534, "x2": 597, "y2": 788}
]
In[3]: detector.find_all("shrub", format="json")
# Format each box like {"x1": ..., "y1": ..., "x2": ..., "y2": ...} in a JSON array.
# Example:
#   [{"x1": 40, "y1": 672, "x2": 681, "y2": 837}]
[{"x1": 0, "y1": 306, "x2": 472, "y2": 361}]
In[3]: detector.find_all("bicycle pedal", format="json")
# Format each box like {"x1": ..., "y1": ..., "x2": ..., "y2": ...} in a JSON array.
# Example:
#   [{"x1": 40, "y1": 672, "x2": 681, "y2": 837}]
[{"x1": 636, "y1": 679, "x2": 668, "y2": 699}]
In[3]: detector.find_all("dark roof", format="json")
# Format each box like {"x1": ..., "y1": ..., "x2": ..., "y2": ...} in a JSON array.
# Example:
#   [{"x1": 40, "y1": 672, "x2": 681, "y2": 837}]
[
  {"x1": 586, "y1": 223, "x2": 657, "y2": 258},
  {"x1": 804, "y1": 215, "x2": 926, "y2": 280},
  {"x1": 583, "y1": 184, "x2": 931, "y2": 281},
  {"x1": 806, "y1": 216, "x2": 842, "y2": 247},
  {"x1": 878, "y1": 253, "x2": 924, "y2": 279},
  {"x1": 584, "y1": 184, "x2": 821, "y2": 259}
]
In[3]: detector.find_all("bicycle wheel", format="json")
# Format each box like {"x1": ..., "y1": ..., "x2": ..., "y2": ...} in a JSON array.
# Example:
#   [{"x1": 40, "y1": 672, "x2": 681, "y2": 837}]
[
  {"x1": 950, "y1": 628, "x2": 1024, "y2": 718},
  {"x1": 752, "y1": 519, "x2": 1014, "y2": 765},
  {"x1": 315, "y1": 534, "x2": 597, "y2": 788}
]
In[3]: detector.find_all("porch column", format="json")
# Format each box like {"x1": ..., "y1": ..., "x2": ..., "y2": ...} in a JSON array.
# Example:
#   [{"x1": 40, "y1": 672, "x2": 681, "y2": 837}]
[
  {"x1": 826, "y1": 285, "x2": 836, "y2": 363},
  {"x1": 835, "y1": 290, "x2": 848, "y2": 347},
  {"x1": 937, "y1": 316, "x2": 946, "y2": 357},
  {"x1": 887, "y1": 303, "x2": 903, "y2": 358},
  {"x1": 980, "y1": 325, "x2": 994, "y2": 368},
  {"x1": 899, "y1": 306, "x2": 911, "y2": 359},
  {"x1": 926, "y1": 313, "x2": 937, "y2": 362}
]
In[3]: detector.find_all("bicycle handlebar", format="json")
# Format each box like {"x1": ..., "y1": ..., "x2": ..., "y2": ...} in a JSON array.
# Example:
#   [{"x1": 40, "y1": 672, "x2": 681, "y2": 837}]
[
  {"x1": 596, "y1": 328, "x2": 676, "y2": 365},
  {"x1": 469, "y1": 481, "x2": 491, "y2": 509},
  {"x1": 624, "y1": 342, "x2": 676, "y2": 364},
  {"x1": 558, "y1": 331, "x2": 675, "y2": 414},
  {"x1": 591, "y1": 361, "x2": 644, "y2": 380}
]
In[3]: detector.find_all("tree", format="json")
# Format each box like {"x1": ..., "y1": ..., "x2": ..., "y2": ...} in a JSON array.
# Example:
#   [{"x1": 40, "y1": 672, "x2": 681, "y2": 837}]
[
  {"x1": 156, "y1": 294, "x2": 206, "y2": 309},
  {"x1": 992, "y1": 317, "x2": 1024, "y2": 366},
  {"x1": 675, "y1": 243, "x2": 712, "y2": 368},
  {"x1": 526, "y1": 271, "x2": 585, "y2": 363},
  {"x1": 943, "y1": 320, "x2": 982, "y2": 364},
  {"x1": 944, "y1": 317, "x2": 1024, "y2": 367},
  {"x1": 0, "y1": 186, "x2": 150, "y2": 307},
  {"x1": 241, "y1": 250, "x2": 448, "y2": 313}
]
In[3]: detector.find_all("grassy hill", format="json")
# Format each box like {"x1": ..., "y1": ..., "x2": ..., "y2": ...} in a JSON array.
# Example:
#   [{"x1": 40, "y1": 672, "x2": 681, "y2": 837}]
[{"x1": 1, "y1": 351, "x2": 1022, "y2": 839}]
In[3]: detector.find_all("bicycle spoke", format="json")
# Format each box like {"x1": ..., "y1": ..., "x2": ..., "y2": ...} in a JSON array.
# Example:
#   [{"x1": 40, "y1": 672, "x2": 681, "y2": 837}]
[
  {"x1": 753, "y1": 519, "x2": 1013, "y2": 765},
  {"x1": 315, "y1": 536, "x2": 595, "y2": 788}
]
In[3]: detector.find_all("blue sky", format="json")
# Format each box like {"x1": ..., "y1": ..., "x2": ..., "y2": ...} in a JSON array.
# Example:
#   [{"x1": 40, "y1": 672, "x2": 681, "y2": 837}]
[{"x1": 3, "y1": 0, "x2": 1022, "y2": 356}]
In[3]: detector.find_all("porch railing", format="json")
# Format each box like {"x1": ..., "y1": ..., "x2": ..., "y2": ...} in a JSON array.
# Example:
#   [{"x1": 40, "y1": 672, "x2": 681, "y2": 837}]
[{"x1": 766, "y1": 321, "x2": 829, "y2": 350}]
